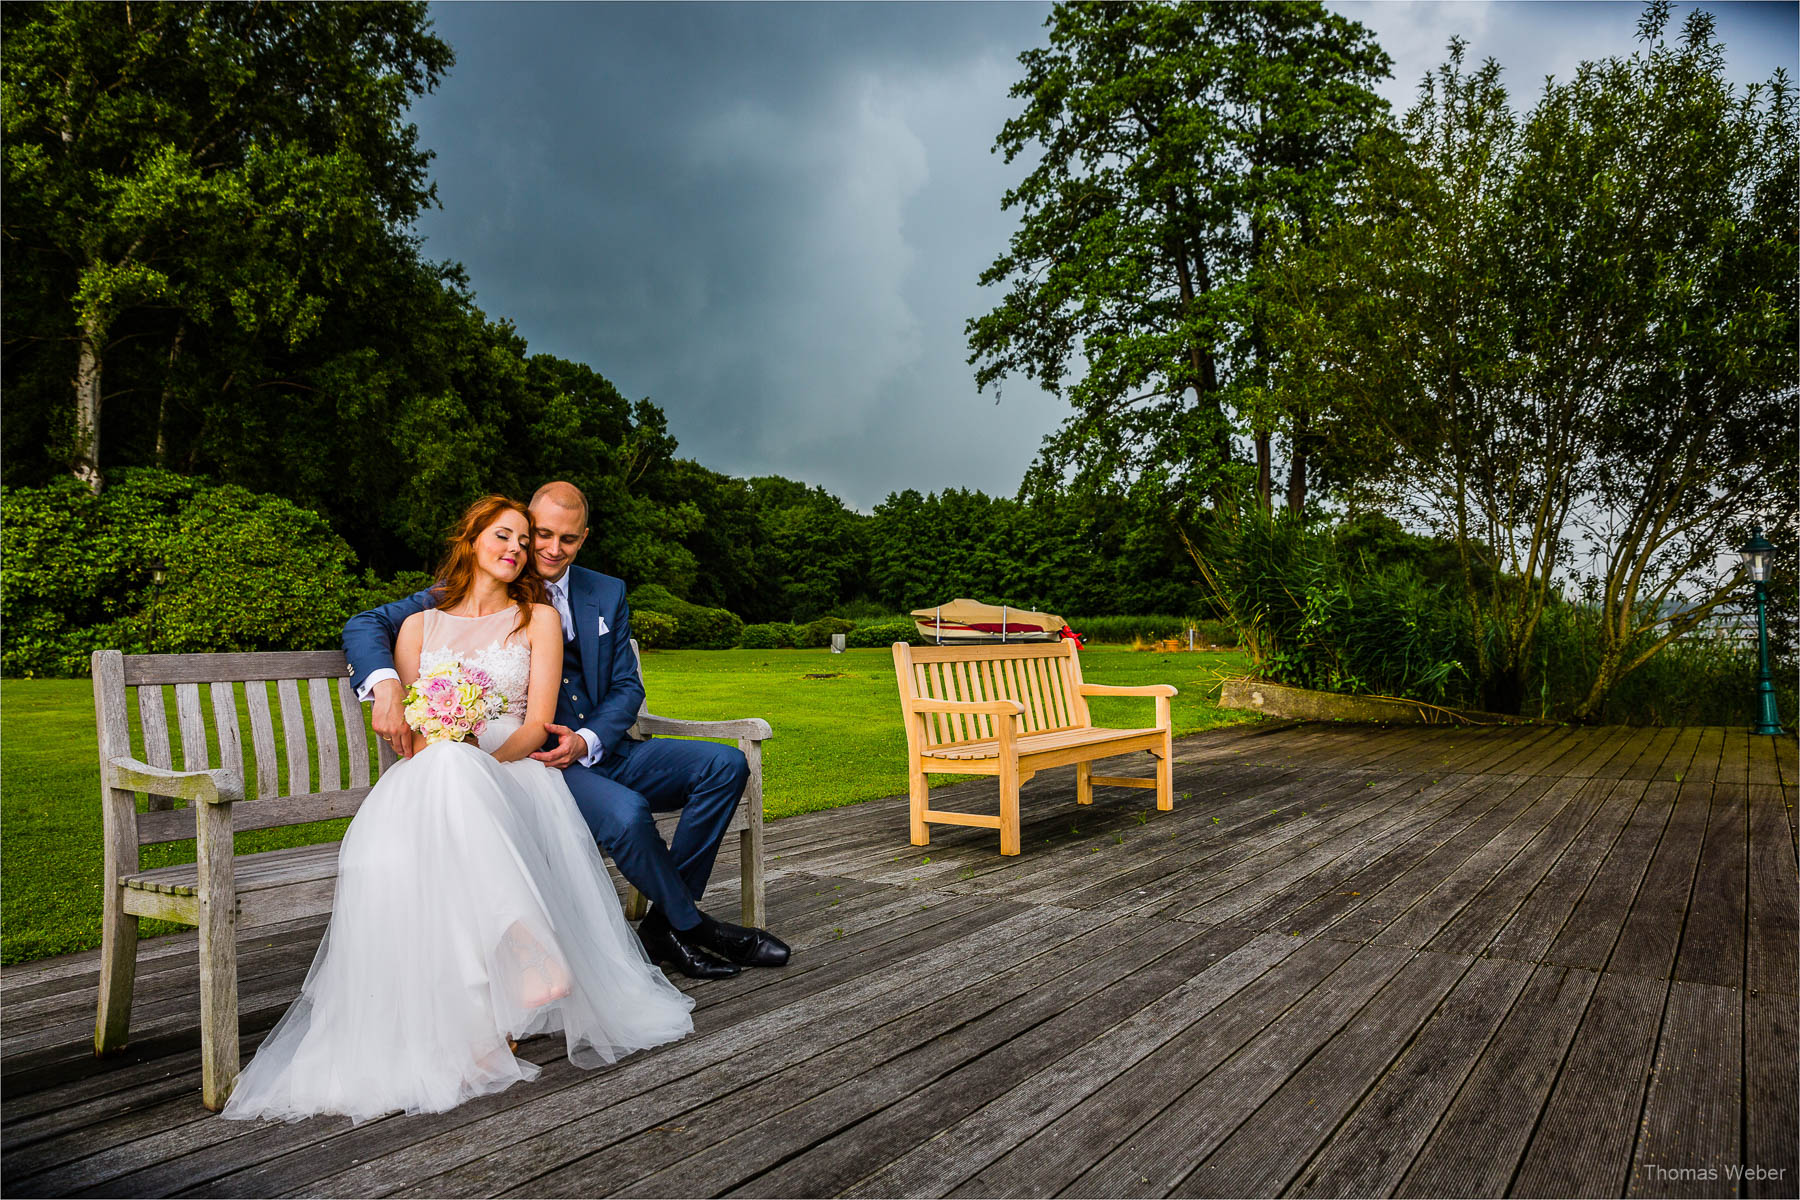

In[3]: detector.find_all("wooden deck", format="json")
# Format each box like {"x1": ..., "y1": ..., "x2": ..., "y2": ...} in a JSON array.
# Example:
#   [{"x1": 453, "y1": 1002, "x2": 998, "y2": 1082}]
[{"x1": 3, "y1": 722, "x2": 1795, "y2": 1198}]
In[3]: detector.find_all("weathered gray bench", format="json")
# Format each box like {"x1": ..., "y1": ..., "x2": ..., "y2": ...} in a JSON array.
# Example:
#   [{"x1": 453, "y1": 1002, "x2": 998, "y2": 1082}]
[{"x1": 91, "y1": 643, "x2": 768, "y2": 1110}]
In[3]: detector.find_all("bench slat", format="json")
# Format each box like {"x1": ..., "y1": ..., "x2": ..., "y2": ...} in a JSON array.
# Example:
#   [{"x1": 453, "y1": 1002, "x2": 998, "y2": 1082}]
[
  {"x1": 909, "y1": 641, "x2": 1068, "y2": 663},
  {"x1": 174, "y1": 683, "x2": 208, "y2": 774},
  {"x1": 309, "y1": 677, "x2": 341, "y2": 792},
  {"x1": 922, "y1": 725, "x2": 1162, "y2": 761},
  {"x1": 338, "y1": 677, "x2": 370, "y2": 789},
  {"x1": 124, "y1": 841, "x2": 345, "y2": 896},
  {"x1": 244, "y1": 682, "x2": 279, "y2": 802},
  {"x1": 122, "y1": 650, "x2": 351, "y2": 686},
  {"x1": 135, "y1": 785, "x2": 373, "y2": 844},
  {"x1": 138, "y1": 686, "x2": 173, "y2": 772},
  {"x1": 276, "y1": 678, "x2": 309, "y2": 796},
  {"x1": 210, "y1": 682, "x2": 244, "y2": 799},
  {"x1": 135, "y1": 686, "x2": 176, "y2": 812}
]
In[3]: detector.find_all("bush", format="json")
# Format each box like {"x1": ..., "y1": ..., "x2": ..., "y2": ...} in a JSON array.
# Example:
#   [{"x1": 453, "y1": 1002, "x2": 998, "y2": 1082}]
[
  {"x1": 798, "y1": 616, "x2": 857, "y2": 648},
  {"x1": 0, "y1": 469, "x2": 408, "y2": 677},
  {"x1": 631, "y1": 609, "x2": 680, "y2": 650},
  {"x1": 846, "y1": 618, "x2": 927, "y2": 648},
  {"x1": 627, "y1": 584, "x2": 744, "y2": 649},
  {"x1": 740, "y1": 622, "x2": 800, "y2": 650},
  {"x1": 1066, "y1": 615, "x2": 1237, "y2": 645}
]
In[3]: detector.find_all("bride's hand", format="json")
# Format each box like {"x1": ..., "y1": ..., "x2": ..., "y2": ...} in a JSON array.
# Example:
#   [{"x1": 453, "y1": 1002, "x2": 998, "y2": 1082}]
[
  {"x1": 529, "y1": 723, "x2": 584, "y2": 769},
  {"x1": 371, "y1": 679, "x2": 413, "y2": 759}
]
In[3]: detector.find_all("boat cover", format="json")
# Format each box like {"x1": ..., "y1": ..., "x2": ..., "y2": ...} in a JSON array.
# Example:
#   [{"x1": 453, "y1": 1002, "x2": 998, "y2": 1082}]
[{"x1": 910, "y1": 598, "x2": 1075, "y2": 644}]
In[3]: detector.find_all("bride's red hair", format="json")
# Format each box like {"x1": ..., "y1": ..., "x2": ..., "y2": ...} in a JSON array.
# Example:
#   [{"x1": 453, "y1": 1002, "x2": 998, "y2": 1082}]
[{"x1": 432, "y1": 495, "x2": 547, "y2": 636}]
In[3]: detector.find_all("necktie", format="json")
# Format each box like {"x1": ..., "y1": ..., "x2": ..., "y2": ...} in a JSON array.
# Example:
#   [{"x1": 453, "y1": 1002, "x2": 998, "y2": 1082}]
[{"x1": 549, "y1": 581, "x2": 574, "y2": 641}]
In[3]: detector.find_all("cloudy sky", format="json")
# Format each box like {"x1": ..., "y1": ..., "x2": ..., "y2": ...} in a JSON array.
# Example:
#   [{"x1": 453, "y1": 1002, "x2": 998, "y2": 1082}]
[{"x1": 408, "y1": 1, "x2": 1796, "y2": 511}]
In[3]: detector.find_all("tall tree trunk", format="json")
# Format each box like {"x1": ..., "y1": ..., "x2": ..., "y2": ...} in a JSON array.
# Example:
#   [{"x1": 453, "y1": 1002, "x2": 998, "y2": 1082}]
[
  {"x1": 73, "y1": 319, "x2": 104, "y2": 493},
  {"x1": 1285, "y1": 407, "x2": 1310, "y2": 516},
  {"x1": 156, "y1": 321, "x2": 185, "y2": 467},
  {"x1": 1254, "y1": 432, "x2": 1272, "y2": 509}
]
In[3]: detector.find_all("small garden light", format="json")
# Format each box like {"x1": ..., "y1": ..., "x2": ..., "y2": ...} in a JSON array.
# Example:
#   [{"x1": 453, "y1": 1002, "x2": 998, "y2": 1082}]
[{"x1": 1737, "y1": 528, "x2": 1785, "y2": 736}]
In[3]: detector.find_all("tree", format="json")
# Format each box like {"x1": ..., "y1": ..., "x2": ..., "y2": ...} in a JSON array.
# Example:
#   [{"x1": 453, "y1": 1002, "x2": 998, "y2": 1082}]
[
  {"x1": 1, "y1": 2, "x2": 452, "y2": 491},
  {"x1": 1287, "y1": 4, "x2": 1796, "y2": 715},
  {"x1": 968, "y1": 1, "x2": 1390, "y2": 518}
]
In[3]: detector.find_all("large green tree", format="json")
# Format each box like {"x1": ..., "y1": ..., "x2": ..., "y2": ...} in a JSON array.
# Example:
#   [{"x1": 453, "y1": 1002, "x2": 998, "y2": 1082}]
[
  {"x1": 1, "y1": 1, "x2": 452, "y2": 491},
  {"x1": 968, "y1": 0, "x2": 1390, "y2": 518},
  {"x1": 1283, "y1": 4, "x2": 1796, "y2": 715}
]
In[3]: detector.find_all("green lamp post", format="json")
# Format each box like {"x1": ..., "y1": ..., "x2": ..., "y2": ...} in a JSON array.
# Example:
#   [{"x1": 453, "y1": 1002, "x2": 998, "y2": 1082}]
[{"x1": 1738, "y1": 528, "x2": 1786, "y2": 737}]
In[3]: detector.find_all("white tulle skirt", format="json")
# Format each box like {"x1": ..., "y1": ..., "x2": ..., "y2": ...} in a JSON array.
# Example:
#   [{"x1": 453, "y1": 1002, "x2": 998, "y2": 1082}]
[{"x1": 220, "y1": 735, "x2": 695, "y2": 1124}]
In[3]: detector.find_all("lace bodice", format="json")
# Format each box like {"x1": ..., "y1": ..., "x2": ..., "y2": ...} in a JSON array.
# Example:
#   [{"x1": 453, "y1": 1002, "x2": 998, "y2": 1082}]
[{"x1": 418, "y1": 608, "x2": 532, "y2": 748}]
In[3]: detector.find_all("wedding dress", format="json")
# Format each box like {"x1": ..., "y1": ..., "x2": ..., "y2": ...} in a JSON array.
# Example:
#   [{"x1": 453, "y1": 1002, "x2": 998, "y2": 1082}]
[{"x1": 221, "y1": 607, "x2": 695, "y2": 1123}]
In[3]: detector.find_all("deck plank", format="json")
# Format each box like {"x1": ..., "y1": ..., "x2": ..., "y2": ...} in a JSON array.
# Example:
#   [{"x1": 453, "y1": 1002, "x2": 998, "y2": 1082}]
[{"x1": 1625, "y1": 981, "x2": 1742, "y2": 1198}]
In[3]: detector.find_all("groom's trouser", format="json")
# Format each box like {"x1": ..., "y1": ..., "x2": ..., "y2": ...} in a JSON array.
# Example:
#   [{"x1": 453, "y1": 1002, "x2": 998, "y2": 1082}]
[{"x1": 560, "y1": 737, "x2": 749, "y2": 931}]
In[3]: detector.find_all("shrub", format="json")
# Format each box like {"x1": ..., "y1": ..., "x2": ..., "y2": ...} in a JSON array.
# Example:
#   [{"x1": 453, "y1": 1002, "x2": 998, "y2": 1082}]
[
  {"x1": 626, "y1": 584, "x2": 743, "y2": 649},
  {"x1": 798, "y1": 616, "x2": 857, "y2": 648},
  {"x1": 631, "y1": 609, "x2": 680, "y2": 650},
  {"x1": 740, "y1": 622, "x2": 800, "y2": 650},
  {"x1": 0, "y1": 469, "x2": 402, "y2": 676},
  {"x1": 846, "y1": 618, "x2": 927, "y2": 648},
  {"x1": 1065, "y1": 615, "x2": 1237, "y2": 645}
]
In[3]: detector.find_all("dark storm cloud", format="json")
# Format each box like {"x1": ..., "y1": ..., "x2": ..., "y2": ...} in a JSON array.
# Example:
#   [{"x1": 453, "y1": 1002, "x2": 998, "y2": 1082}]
[
  {"x1": 409, "y1": 1, "x2": 1796, "y2": 511},
  {"x1": 410, "y1": 1, "x2": 1057, "y2": 510}
]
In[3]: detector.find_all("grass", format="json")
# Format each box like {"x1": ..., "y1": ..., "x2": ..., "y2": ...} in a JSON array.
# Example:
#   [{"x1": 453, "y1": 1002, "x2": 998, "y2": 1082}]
[{"x1": 0, "y1": 644, "x2": 1255, "y2": 965}]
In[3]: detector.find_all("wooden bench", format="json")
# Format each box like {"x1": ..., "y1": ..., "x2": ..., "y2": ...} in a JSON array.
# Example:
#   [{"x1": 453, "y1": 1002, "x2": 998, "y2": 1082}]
[
  {"x1": 891, "y1": 640, "x2": 1177, "y2": 855},
  {"x1": 91, "y1": 642, "x2": 768, "y2": 1111}
]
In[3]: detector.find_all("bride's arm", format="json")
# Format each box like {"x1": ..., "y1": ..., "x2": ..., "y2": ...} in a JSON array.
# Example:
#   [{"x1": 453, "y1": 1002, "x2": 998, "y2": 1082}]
[
  {"x1": 489, "y1": 605, "x2": 564, "y2": 763},
  {"x1": 395, "y1": 613, "x2": 429, "y2": 756}
]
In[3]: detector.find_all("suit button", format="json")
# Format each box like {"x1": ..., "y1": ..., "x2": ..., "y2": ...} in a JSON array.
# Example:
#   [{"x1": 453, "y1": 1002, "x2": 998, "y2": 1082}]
[
  {"x1": 563, "y1": 677, "x2": 569, "y2": 683},
  {"x1": 577, "y1": 712, "x2": 586, "y2": 719}
]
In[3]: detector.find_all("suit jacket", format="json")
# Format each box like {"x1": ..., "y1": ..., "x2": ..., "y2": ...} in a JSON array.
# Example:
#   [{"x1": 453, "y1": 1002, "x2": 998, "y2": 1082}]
[{"x1": 342, "y1": 566, "x2": 647, "y2": 762}]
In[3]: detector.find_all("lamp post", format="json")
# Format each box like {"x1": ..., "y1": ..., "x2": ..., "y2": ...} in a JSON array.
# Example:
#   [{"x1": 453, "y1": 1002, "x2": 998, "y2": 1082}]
[{"x1": 1738, "y1": 529, "x2": 1785, "y2": 737}]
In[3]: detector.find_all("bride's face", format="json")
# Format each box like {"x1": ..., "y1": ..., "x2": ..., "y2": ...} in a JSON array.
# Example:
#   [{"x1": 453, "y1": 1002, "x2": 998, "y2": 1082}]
[{"x1": 473, "y1": 510, "x2": 531, "y2": 584}]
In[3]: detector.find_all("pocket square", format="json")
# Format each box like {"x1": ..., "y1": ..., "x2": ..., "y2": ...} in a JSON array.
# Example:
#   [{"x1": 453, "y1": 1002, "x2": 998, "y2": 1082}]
[{"x1": 597, "y1": 615, "x2": 610, "y2": 636}]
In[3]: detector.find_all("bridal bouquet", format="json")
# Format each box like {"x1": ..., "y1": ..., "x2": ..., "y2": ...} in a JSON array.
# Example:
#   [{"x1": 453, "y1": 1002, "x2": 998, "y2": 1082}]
[{"x1": 404, "y1": 662, "x2": 507, "y2": 746}]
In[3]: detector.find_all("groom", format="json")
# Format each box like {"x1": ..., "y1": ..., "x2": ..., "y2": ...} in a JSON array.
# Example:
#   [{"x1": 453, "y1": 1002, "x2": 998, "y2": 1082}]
[{"x1": 344, "y1": 481, "x2": 789, "y2": 980}]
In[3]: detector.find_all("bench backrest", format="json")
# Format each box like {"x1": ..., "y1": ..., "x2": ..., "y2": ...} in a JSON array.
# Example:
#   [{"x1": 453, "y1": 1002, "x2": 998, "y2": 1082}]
[
  {"x1": 892, "y1": 640, "x2": 1092, "y2": 749},
  {"x1": 93, "y1": 649, "x2": 397, "y2": 848}
]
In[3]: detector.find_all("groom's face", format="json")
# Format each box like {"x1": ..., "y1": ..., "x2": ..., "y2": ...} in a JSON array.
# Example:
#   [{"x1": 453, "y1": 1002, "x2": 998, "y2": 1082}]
[{"x1": 530, "y1": 501, "x2": 588, "y2": 583}]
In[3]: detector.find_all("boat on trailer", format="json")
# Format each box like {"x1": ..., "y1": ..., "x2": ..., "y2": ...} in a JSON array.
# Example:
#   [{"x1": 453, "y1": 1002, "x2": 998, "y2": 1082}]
[{"x1": 910, "y1": 598, "x2": 1077, "y2": 644}]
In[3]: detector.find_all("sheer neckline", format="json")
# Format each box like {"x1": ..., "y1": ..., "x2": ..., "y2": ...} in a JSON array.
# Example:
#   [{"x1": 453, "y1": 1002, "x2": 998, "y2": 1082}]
[{"x1": 435, "y1": 608, "x2": 517, "y2": 621}]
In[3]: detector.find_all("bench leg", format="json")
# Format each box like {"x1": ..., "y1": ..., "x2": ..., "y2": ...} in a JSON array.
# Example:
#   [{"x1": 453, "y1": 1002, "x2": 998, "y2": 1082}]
[
  {"x1": 740, "y1": 825, "x2": 766, "y2": 929},
  {"x1": 624, "y1": 885, "x2": 649, "y2": 922},
  {"x1": 1156, "y1": 729, "x2": 1174, "y2": 811},
  {"x1": 998, "y1": 758, "x2": 1021, "y2": 856},
  {"x1": 909, "y1": 767, "x2": 930, "y2": 846},
  {"x1": 94, "y1": 890, "x2": 138, "y2": 1056},
  {"x1": 1075, "y1": 762, "x2": 1094, "y2": 805},
  {"x1": 197, "y1": 896, "x2": 240, "y2": 1111}
]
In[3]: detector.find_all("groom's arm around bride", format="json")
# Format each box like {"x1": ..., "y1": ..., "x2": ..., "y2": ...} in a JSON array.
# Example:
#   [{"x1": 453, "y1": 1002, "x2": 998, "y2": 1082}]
[{"x1": 343, "y1": 481, "x2": 789, "y2": 979}]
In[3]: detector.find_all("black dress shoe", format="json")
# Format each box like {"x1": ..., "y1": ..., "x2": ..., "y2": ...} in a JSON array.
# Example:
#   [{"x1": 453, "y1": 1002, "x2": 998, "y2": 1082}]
[
  {"x1": 638, "y1": 913, "x2": 740, "y2": 979},
  {"x1": 692, "y1": 914, "x2": 792, "y2": 969}
]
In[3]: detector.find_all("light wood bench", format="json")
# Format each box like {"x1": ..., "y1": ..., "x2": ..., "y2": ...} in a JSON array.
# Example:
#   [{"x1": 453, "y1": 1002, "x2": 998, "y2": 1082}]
[
  {"x1": 891, "y1": 640, "x2": 1177, "y2": 855},
  {"x1": 91, "y1": 642, "x2": 767, "y2": 1111}
]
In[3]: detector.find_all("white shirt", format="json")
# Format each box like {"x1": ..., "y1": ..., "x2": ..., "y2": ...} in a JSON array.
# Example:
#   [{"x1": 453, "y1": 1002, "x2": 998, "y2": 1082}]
[{"x1": 358, "y1": 575, "x2": 604, "y2": 766}]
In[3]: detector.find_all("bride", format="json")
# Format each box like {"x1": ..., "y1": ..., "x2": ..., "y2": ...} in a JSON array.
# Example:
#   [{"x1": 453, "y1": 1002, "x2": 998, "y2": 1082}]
[{"x1": 222, "y1": 496, "x2": 695, "y2": 1123}]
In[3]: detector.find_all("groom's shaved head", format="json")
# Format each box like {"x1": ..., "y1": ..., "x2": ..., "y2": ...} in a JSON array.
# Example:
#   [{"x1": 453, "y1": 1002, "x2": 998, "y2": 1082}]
[{"x1": 531, "y1": 481, "x2": 589, "y2": 527}]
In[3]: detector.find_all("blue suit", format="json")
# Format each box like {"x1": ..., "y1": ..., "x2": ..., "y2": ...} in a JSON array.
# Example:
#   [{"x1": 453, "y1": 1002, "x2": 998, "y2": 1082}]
[{"x1": 344, "y1": 568, "x2": 747, "y2": 930}]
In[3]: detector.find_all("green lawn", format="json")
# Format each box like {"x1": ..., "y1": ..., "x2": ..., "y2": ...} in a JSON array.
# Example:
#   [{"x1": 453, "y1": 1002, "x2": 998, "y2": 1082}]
[{"x1": 0, "y1": 645, "x2": 1255, "y2": 964}]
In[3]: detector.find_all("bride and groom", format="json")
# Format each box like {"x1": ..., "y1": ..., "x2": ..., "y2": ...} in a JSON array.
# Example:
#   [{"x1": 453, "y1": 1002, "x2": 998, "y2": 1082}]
[{"x1": 221, "y1": 483, "x2": 788, "y2": 1123}]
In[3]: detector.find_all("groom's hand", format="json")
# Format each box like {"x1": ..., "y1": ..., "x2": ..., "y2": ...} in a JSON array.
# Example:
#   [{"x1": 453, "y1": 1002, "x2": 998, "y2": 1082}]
[
  {"x1": 371, "y1": 679, "x2": 412, "y2": 758},
  {"x1": 531, "y1": 723, "x2": 585, "y2": 769}
]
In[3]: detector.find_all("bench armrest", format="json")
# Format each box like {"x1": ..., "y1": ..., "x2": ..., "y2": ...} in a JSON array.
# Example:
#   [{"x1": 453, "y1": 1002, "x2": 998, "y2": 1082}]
[
  {"x1": 106, "y1": 756, "x2": 243, "y2": 804},
  {"x1": 1077, "y1": 683, "x2": 1179, "y2": 699},
  {"x1": 911, "y1": 698, "x2": 1026, "y2": 716},
  {"x1": 635, "y1": 713, "x2": 772, "y2": 741}
]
